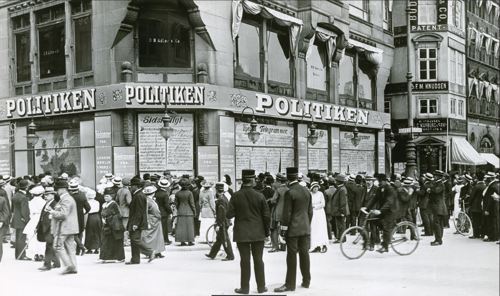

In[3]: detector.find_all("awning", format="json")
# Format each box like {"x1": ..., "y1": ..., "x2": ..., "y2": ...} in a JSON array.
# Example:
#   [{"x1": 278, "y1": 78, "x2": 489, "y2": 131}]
[
  {"x1": 451, "y1": 137, "x2": 487, "y2": 166},
  {"x1": 305, "y1": 27, "x2": 337, "y2": 67},
  {"x1": 346, "y1": 39, "x2": 383, "y2": 66},
  {"x1": 480, "y1": 153, "x2": 500, "y2": 168}
]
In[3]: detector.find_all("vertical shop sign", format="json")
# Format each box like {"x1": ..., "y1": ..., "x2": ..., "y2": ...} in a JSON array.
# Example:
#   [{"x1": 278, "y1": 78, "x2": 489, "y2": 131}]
[
  {"x1": 219, "y1": 116, "x2": 235, "y2": 190},
  {"x1": 113, "y1": 146, "x2": 136, "y2": 178},
  {"x1": 331, "y1": 127, "x2": 340, "y2": 173},
  {"x1": 0, "y1": 125, "x2": 11, "y2": 175},
  {"x1": 95, "y1": 116, "x2": 113, "y2": 184},
  {"x1": 198, "y1": 146, "x2": 219, "y2": 183},
  {"x1": 377, "y1": 130, "x2": 386, "y2": 174},
  {"x1": 437, "y1": 0, "x2": 448, "y2": 25},
  {"x1": 297, "y1": 124, "x2": 308, "y2": 174}
]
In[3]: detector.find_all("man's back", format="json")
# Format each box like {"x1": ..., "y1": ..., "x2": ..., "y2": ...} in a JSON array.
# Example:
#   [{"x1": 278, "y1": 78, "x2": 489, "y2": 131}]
[{"x1": 282, "y1": 182, "x2": 313, "y2": 237}]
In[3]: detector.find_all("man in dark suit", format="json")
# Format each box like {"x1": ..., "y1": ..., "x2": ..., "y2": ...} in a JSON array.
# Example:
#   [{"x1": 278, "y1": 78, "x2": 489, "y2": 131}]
[
  {"x1": 418, "y1": 173, "x2": 434, "y2": 236},
  {"x1": 468, "y1": 172, "x2": 486, "y2": 239},
  {"x1": 0, "y1": 178, "x2": 12, "y2": 263},
  {"x1": 37, "y1": 186, "x2": 60, "y2": 270},
  {"x1": 482, "y1": 172, "x2": 499, "y2": 242},
  {"x1": 227, "y1": 169, "x2": 270, "y2": 295},
  {"x1": 126, "y1": 178, "x2": 154, "y2": 265},
  {"x1": 275, "y1": 167, "x2": 313, "y2": 293},
  {"x1": 206, "y1": 182, "x2": 234, "y2": 260},
  {"x1": 68, "y1": 180, "x2": 91, "y2": 255},
  {"x1": 11, "y1": 179, "x2": 31, "y2": 260},
  {"x1": 156, "y1": 179, "x2": 172, "y2": 245},
  {"x1": 331, "y1": 174, "x2": 349, "y2": 243},
  {"x1": 324, "y1": 177, "x2": 336, "y2": 241},
  {"x1": 429, "y1": 171, "x2": 448, "y2": 246}
]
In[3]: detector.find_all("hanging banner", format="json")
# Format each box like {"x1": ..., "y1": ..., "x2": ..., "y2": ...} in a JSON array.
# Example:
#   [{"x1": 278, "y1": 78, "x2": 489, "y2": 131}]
[
  {"x1": 197, "y1": 146, "x2": 219, "y2": 183},
  {"x1": 113, "y1": 146, "x2": 136, "y2": 179},
  {"x1": 95, "y1": 116, "x2": 112, "y2": 184}
]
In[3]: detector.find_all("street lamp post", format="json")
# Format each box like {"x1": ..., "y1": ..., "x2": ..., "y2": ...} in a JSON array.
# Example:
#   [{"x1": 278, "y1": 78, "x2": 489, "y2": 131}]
[
  {"x1": 382, "y1": 123, "x2": 397, "y2": 176},
  {"x1": 405, "y1": 3, "x2": 417, "y2": 178},
  {"x1": 241, "y1": 107, "x2": 261, "y2": 144}
]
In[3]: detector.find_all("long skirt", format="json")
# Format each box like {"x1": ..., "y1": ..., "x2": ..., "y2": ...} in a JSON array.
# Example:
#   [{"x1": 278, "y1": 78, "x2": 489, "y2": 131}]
[
  {"x1": 175, "y1": 216, "x2": 195, "y2": 243},
  {"x1": 99, "y1": 231, "x2": 125, "y2": 261},
  {"x1": 85, "y1": 213, "x2": 102, "y2": 250},
  {"x1": 199, "y1": 217, "x2": 215, "y2": 243},
  {"x1": 141, "y1": 222, "x2": 166, "y2": 254},
  {"x1": 310, "y1": 209, "x2": 329, "y2": 249}
]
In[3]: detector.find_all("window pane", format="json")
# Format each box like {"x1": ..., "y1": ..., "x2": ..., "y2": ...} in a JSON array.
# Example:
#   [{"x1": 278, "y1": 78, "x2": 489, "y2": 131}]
[
  {"x1": 419, "y1": 49, "x2": 427, "y2": 58},
  {"x1": 235, "y1": 21, "x2": 260, "y2": 78},
  {"x1": 358, "y1": 71, "x2": 372, "y2": 100},
  {"x1": 420, "y1": 70, "x2": 427, "y2": 80},
  {"x1": 339, "y1": 54, "x2": 354, "y2": 103},
  {"x1": 420, "y1": 61, "x2": 427, "y2": 71},
  {"x1": 139, "y1": 17, "x2": 191, "y2": 68},
  {"x1": 15, "y1": 32, "x2": 31, "y2": 82},
  {"x1": 268, "y1": 30, "x2": 290, "y2": 84},
  {"x1": 307, "y1": 44, "x2": 327, "y2": 91},
  {"x1": 430, "y1": 100, "x2": 437, "y2": 113},
  {"x1": 420, "y1": 100, "x2": 428, "y2": 113},
  {"x1": 80, "y1": 120, "x2": 94, "y2": 146},
  {"x1": 39, "y1": 24, "x2": 66, "y2": 79},
  {"x1": 429, "y1": 60, "x2": 436, "y2": 70},
  {"x1": 74, "y1": 16, "x2": 92, "y2": 73},
  {"x1": 429, "y1": 49, "x2": 436, "y2": 58},
  {"x1": 429, "y1": 70, "x2": 436, "y2": 80}
]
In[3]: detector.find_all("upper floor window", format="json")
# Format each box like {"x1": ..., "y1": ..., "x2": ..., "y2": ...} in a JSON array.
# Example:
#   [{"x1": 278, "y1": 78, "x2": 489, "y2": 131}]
[
  {"x1": 338, "y1": 49, "x2": 376, "y2": 109},
  {"x1": 349, "y1": 0, "x2": 369, "y2": 21},
  {"x1": 72, "y1": 0, "x2": 92, "y2": 73},
  {"x1": 37, "y1": 5, "x2": 66, "y2": 79},
  {"x1": 306, "y1": 42, "x2": 327, "y2": 93},
  {"x1": 450, "y1": 98, "x2": 456, "y2": 115},
  {"x1": 267, "y1": 22, "x2": 291, "y2": 86},
  {"x1": 12, "y1": 14, "x2": 31, "y2": 83},
  {"x1": 419, "y1": 98, "x2": 438, "y2": 115},
  {"x1": 449, "y1": 48, "x2": 464, "y2": 86},
  {"x1": 450, "y1": 0, "x2": 464, "y2": 30},
  {"x1": 418, "y1": 0, "x2": 437, "y2": 25},
  {"x1": 383, "y1": 0, "x2": 392, "y2": 31},
  {"x1": 418, "y1": 48, "x2": 437, "y2": 81},
  {"x1": 138, "y1": 11, "x2": 191, "y2": 68},
  {"x1": 458, "y1": 99, "x2": 464, "y2": 116}
]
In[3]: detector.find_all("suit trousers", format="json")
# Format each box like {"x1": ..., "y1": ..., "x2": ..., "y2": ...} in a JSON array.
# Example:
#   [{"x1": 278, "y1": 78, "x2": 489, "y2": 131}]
[
  {"x1": 420, "y1": 208, "x2": 433, "y2": 235},
  {"x1": 44, "y1": 238, "x2": 60, "y2": 268},
  {"x1": 161, "y1": 217, "x2": 170, "y2": 243},
  {"x1": 285, "y1": 235, "x2": 311, "y2": 289},
  {"x1": 432, "y1": 214, "x2": 445, "y2": 243},
  {"x1": 208, "y1": 226, "x2": 234, "y2": 259},
  {"x1": 326, "y1": 215, "x2": 333, "y2": 240},
  {"x1": 129, "y1": 230, "x2": 153, "y2": 263},
  {"x1": 0, "y1": 227, "x2": 6, "y2": 262},
  {"x1": 15, "y1": 229, "x2": 27, "y2": 259},
  {"x1": 334, "y1": 216, "x2": 346, "y2": 241},
  {"x1": 236, "y1": 241, "x2": 265, "y2": 291},
  {"x1": 54, "y1": 234, "x2": 77, "y2": 271},
  {"x1": 270, "y1": 227, "x2": 280, "y2": 250},
  {"x1": 74, "y1": 232, "x2": 84, "y2": 253},
  {"x1": 470, "y1": 212, "x2": 483, "y2": 238}
]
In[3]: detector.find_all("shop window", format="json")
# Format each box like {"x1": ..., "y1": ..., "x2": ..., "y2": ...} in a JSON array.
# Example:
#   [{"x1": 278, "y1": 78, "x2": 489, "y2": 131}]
[
  {"x1": 37, "y1": 5, "x2": 66, "y2": 79},
  {"x1": 419, "y1": 98, "x2": 438, "y2": 115},
  {"x1": 418, "y1": 0, "x2": 437, "y2": 25},
  {"x1": 138, "y1": 11, "x2": 191, "y2": 68},
  {"x1": 383, "y1": 0, "x2": 392, "y2": 31},
  {"x1": 339, "y1": 54, "x2": 355, "y2": 106},
  {"x1": 12, "y1": 14, "x2": 31, "y2": 83},
  {"x1": 418, "y1": 48, "x2": 437, "y2": 81},
  {"x1": 450, "y1": 98, "x2": 456, "y2": 115},
  {"x1": 72, "y1": 0, "x2": 92, "y2": 73},
  {"x1": 349, "y1": 0, "x2": 369, "y2": 21},
  {"x1": 358, "y1": 70, "x2": 372, "y2": 102},
  {"x1": 306, "y1": 42, "x2": 328, "y2": 101}
]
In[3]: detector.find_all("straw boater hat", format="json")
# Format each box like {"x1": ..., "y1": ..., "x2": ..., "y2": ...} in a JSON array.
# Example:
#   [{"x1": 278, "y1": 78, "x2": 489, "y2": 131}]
[
  {"x1": 59, "y1": 173, "x2": 69, "y2": 180},
  {"x1": 112, "y1": 176, "x2": 123, "y2": 186},
  {"x1": 464, "y1": 174, "x2": 473, "y2": 182},
  {"x1": 201, "y1": 180, "x2": 214, "y2": 188},
  {"x1": 68, "y1": 179, "x2": 79, "y2": 191},
  {"x1": 29, "y1": 185, "x2": 45, "y2": 196},
  {"x1": 485, "y1": 172, "x2": 496, "y2": 179},
  {"x1": 402, "y1": 177, "x2": 414, "y2": 186},
  {"x1": 2, "y1": 175, "x2": 12, "y2": 183},
  {"x1": 44, "y1": 187, "x2": 56, "y2": 195},
  {"x1": 158, "y1": 178, "x2": 171, "y2": 188},
  {"x1": 143, "y1": 185, "x2": 157, "y2": 195},
  {"x1": 423, "y1": 173, "x2": 434, "y2": 181},
  {"x1": 0, "y1": 177, "x2": 5, "y2": 186},
  {"x1": 104, "y1": 173, "x2": 114, "y2": 180}
]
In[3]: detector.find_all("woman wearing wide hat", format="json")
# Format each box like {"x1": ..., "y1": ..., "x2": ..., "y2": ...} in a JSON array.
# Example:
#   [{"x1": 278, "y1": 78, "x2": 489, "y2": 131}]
[
  {"x1": 175, "y1": 178, "x2": 196, "y2": 246},
  {"x1": 309, "y1": 182, "x2": 328, "y2": 253},
  {"x1": 100, "y1": 187, "x2": 125, "y2": 262},
  {"x1": 141, "y1": 185, "x2": 166, "y2": 257}
]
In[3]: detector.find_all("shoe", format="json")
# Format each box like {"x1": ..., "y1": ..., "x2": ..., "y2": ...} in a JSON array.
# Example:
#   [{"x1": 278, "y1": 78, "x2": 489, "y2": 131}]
[
  {"x1": 301, "y1": 282, "x2": 310, "y2": 288},
  {"x1": 18, "y1": 256, "x2": 32, "y2": 261},
  {"x1": 148, "y1": 252, "x2": 155, "y2": 263},
  {"x1": 332, "y1": 240, "x2": 341, "y2": 244},
  {"x1": 234, "y1": 288, "x2": 249, "y2": 294},
  {"x1": 274, "y1": 285, "x2": 295, "y2": 292},
  {"x1": 34, "y1": 255, "x2": 40, "y2": 261},
  {"x1": 155, "y1": 253, "x2": 165, "y2": 258},
  {"x1": 321, "y1": 246, "x2": 327, "y2": 253},
  {"x1": 268, "y1": 248, "x2": 279, "y2": 253},
  {"x1": 52, "y1": 264, "x2": 61, "y2": 269},
  {"x1": 422, "y1": 234, "x2": 433, "y2": 236},
  {"x1": 368, "y1": 246, "x2": 374, "y2": 251},
  {"x1": 309, "y1": 247, "x2": 321, "y2": 253},
  {"x1": 376, "y1": 247, "x2": 388, "y2": 253},
  {"x1": 93, "y1": 250, "x2": 99, "y2": 254},
  {"x1": 188, "y1": 242, "x2": 195, "y2": 246},
  {"x1": 80, "y1": 247, "x2": 86, "y2": 256},
  {"x1": 469, "y1": 236, "x2": 476, "y2": 239},
  {"x1": 205, "y1": 254, "x2": 214, "y2": 259},
  {"x1": 125, "y1": 261, "x2": 139, "y2": 265},
  {"x1": 430, "y1": 241, "x2": 442, "y2": 246},
  {"x1": 38, "y1": 265, "x2": 51, "y2": 271},
  {"x1": 257, "y1": 287, "x2": 268, "y2": 293},
  {"x1": 85, "y1": 249, "x2": 92, "y2": 254},
  {"x1": 180, "y1": 242, "x2": 187, "y2": 246},
  {"x1": 222, "y1": 257, "x2": 234, "y2": 261},
  {"x1": 61, "y1": 268, "x2": 77, "y2": 275},
  {"x1": 165, "y1": 241, "x2": 172, "y2": 245}
]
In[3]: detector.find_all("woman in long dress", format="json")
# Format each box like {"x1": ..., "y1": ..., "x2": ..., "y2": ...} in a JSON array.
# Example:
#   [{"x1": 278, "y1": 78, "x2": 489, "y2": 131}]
[
  {"x1": 24, "y1": 185, "x2": 46, "y2": 261},
  {"x1": 141, "y1": 185, "x2": 166, "y2": 258},
  {"x1": 84, "y1": 191, "x2": 102, "y2": 254},
  {"x1": 99, "y1": 189, "x2": 125, "y2": 262},
  {"x1": 309, "y1": 182, "x2": 329, "y2": 253},
  {"x1": 199, "y1": 181, "x2": 215, "y2": 243},
  {"x1": 175, "y1": 178, "x2": 196, "y2": 246}
]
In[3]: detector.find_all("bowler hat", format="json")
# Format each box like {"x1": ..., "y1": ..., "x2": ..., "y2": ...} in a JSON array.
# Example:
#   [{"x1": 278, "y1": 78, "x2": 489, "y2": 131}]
[
  {"x1": 286, "y1": 167, "x2": 298, "y2": 176},
  {"x1": 242, "y1": 169, "x2": 256, "y2": 179},
  {"x1": 335, "y1": 174, "x2": 347, "y2": 183},
  {"x1": 54, "y1": 180, "x2": 69, "y2": 190},
  {"x1": 130, "y1": 177, "x2": 142, "y2": 186},
  {"x1": 215, "y1": 181, "x2": 225, "y2": 188},
  {"x1": 17, "y1": 179, "x2": 29, "y2": 190},
  {"x1": 103, "y1": 187, "x2": 115, "y2": 196}
]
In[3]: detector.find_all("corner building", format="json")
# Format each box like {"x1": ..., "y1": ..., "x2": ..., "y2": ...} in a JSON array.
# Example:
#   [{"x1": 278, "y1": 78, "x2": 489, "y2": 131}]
[{"x1": 0, "y1": 0, "x2": 393, "y2": 189}]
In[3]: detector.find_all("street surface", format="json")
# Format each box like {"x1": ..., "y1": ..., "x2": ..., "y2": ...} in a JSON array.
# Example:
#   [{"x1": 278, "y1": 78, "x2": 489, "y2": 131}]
[{"x1": 1, "y1": 227, "x2": 498, "y2": 296}]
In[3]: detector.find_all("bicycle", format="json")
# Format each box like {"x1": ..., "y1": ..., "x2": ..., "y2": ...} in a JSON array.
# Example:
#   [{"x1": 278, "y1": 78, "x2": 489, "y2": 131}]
[
  {"x1": 206, "y1": 223, "x2": 233, "y2": 248},
  {"x1": 340, "y1": 209, "x2": 420, "y2": 260},
  {"x1": 453, "y1": 199, "x2": 473, "y2": 236}
]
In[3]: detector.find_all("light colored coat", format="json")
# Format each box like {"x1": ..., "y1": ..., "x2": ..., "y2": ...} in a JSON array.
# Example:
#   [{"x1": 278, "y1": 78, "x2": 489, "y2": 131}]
[{"x1": 51, "y1": 192, "x2": 79, "y2": 236}]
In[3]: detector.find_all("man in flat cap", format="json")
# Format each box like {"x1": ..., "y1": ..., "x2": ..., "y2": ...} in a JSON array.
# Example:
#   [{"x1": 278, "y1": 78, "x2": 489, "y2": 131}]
[
  {"x1": 227, "y1": 169, "x2": 270, "y2": 294},
  {"x1": 330, "y1": 174, "x2": 349, "y2": 243},
  {"x1": 275, "y1": 167, "x2": 313, "y2": 293}
]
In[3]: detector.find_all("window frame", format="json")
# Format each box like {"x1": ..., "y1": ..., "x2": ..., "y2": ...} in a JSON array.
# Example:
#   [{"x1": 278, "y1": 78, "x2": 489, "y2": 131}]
[
  {"x1": 450, "y1": 97, "x2": 456, "y2": 115},
  {"x1": 457, "y1": 99, "x2": 464, "y2": 117},
  {"x1": 417, "y1": 47, "x2": 438, "y2": 82},
  {"x1": 12, "y1": 14, "x2": 31, "y2": 84},
  {"x1": 349, "y1": 0, "x2": 370, "y2": 22},
  {"x1": 71, "y1": 0, "x2": 92, "y2": 75},
  {"x1": 419, "y1": 97, "x2": 439, "y2": 115},
  {"x1": 306, "y1": 38, "x2": 330, "y2": 102}
]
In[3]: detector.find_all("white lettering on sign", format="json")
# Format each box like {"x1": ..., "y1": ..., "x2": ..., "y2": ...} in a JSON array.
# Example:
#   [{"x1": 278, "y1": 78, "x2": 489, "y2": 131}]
[
  {"x1": 255, "y1": 94, "x2": 370, "y2": 125},
  {"x1": 125, "y1": 85, "x2": 204, "y2": 106},
  {"x1": 5, "y1": 88, "x2": 96, "y2": 118}
]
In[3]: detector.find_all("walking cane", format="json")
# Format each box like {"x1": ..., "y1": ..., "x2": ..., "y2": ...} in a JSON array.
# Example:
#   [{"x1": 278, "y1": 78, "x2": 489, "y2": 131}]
[{"x1": 16, "y1": 230, "x2": 38, "y2": 260}]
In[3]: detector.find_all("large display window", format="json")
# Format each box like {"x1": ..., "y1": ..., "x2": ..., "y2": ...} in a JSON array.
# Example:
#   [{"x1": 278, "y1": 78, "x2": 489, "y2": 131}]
[{"x1": 339, "y1": 131, "x2": 376, "y2": 175}]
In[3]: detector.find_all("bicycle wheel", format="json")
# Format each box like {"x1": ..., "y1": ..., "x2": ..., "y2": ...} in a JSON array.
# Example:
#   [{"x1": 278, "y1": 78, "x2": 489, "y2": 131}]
[
  {"x1": 339, "y1": 226, "x2": 368, "y2": 260},
  {"x1": 454, "y1": 211, "x2": 473, "y2": 236},
  {"x1": 206, "y1": 224, "x2": 217, "y2": 247},
  {"x1": 391, "y1": 221, "x2": 419, "y2": 256}
]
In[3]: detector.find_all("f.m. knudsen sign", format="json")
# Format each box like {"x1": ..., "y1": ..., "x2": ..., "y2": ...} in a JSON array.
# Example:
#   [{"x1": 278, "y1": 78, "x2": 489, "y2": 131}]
[
  {"x1": 125, "y1": 85, "x2": 205, "y2": 105},
  {"x1": 385, "y1": 81, "x2": 449, "y2": 94},
  {"x1": 5, "y1": 88, "x2": 96, "y2": 118},
  {"x1": 256, "y1": 93, "x2": 369, "y2": 125}
]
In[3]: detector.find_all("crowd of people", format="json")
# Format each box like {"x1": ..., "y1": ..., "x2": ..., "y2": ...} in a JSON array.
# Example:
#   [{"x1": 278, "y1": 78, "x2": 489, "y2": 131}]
[{"x1": 0, "y1": 166, "x2": 498, "y2": 294}]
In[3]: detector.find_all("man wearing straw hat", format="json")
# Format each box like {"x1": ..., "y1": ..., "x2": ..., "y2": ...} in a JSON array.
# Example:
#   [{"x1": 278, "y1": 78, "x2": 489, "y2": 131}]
[{"x1": 156, "y1": 178, "x2": 172, "y2": 245}]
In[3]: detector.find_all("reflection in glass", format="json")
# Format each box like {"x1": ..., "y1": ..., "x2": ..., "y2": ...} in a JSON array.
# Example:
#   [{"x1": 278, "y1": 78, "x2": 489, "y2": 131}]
[
  {"x1": 307, "y1": 44, "x2": 327, "y2": 91},
  {"x1": 39, "y1": 24, "x2": 66, "y2": 79},
  {"x1": 339, "y1": 54, "x2": 354, "y2": 102},
  {"x1": 235, "y1": 22, "x2": 261, "y2": 78},
  {"x1": 74, "y1": 16, "x2": 92, "y2": 73},
  {"x1": 15, "y1": 32, "x2": 31, "y2": 82},
  {"x1": 358, "y1": 70, "x2": 372, "y2": 100},
  {"x1": 267, "y1": 29, "x2": 290, "y2": 84}
]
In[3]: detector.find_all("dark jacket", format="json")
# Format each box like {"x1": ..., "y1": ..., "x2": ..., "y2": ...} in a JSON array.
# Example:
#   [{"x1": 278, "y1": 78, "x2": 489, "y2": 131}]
[
  {"x1": 102, "y1": 201, "x2": 124, "y2": 240},
  {"x1": 281, "y1": 181, "x2": 313, "y2": 237},
  {"x1": 127, "y1": 187, "x2": 148, "y2": 231},
  {"x1": 418, "y1": 182, "x2": 432, "y2": 209},
  {"x1": 363, "y1": 186, "x2": 378, "y2": 208},
  {"x1": 11, "y1": 190, "x2": 30, "y2": 229},
  {"x1": 324, "y1": 186, "x2": 336, "y2": 216},
  {"x1": 70, "y1": 191, "x2": 91, "y2": 233},
  {"x1": 155, "y1": 188, "x2": 172, "y2": 218},
  {"x1": 396, "y1": 187, "x2": 411, "y2": 219},
  {"x1": 429, "y1": 181, "x2": 447, "y2": 216},
  {"x1": 175, "y1": 189, "x2": 196, "y2": 216},
  {"x1": 262, "y1": 186, "x2": 275, "y2": 209},
  {"x1": 0, "y1": 189, "x2": 11, "y2": 231},
  {"x1": 215, "y1": 194, "x2": 230, "y2": 227},
  {"x1": 270, "y1": 183, "x2": 288, "y2": 224},
  {"x1": 191, "y1": 186, "x2": 201, "y2": 218},
  {"x1": 367, "y1": 184, "x2": 397, "y2": 224},
  {"x1": 227, "y1": 185, "x2": 270, "y2": 242},
  {"x1": 330, "y1": 184, "x2": 348, "y2": 217},
  {"x1": 469, "y1": 181, "x2": 486, "y2": 213},
  {"x1": 36, "y1": 200, "x2": 58, "y2": 242},
  {"x1": 483, "y1": 180, "x2": 499, "y2": 214}
]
